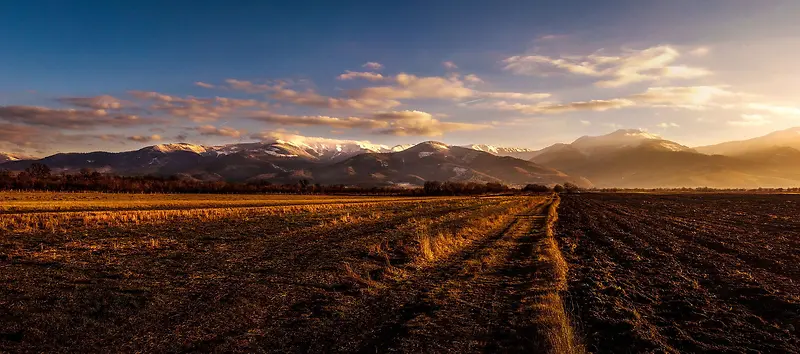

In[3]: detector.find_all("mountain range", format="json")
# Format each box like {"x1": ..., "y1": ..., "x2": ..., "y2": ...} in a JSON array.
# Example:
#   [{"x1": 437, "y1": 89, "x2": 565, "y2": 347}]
[
  {"x1": 3, "y1": 127, "x2": 800, "y2": 188},
  {"x1": 529, "y1": 128, "x2": 800, "y2": 188},
  {"x1": 0, "y1": 140, "x2": 585, "y2": 187}
]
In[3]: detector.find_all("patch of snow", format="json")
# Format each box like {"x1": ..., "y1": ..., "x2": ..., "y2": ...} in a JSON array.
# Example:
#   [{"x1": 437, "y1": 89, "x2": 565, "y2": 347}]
[
  {"x1": 270, "y1": 163, "x2": 288, "y2": 172},
  {"x1": 152, "y1": 143, "x2": 208, "y2": 154},
  {"x1": 453, "y1": 167, "x2": 468, "y2": 176},
  {"x1": 463, "y1": 144, "x2": 536, "y2": 155},
  {"x1": 659, "y1": 141, "x2": 686, "y2": 152},
  {"x1": 419, "y1": 152, "x2": 435, "y2": 158},
  {"x1": 262, "y1": 150, "x2": 298, "y2": 158}
]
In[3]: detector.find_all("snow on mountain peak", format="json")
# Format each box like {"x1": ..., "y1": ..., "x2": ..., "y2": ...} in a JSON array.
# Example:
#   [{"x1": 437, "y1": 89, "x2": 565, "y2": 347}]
[
  {"x1": 463, "y1": 144, "x2": 535, "y2": 154},
  {"x1": 418, "y1": 141, "x2": 450, "y2": 150},
  {"x1": 151, "y1": 143, "x2": 209, "y2": 154},
  {"x1": 0, "y1": 152, "x2": 25, "y2": 163}
]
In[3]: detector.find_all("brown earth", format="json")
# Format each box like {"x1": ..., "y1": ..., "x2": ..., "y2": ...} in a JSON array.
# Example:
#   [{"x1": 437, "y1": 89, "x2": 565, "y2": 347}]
[
  {"x1": 557, "y1": 193, "x2": 800, "y2": 353},
  {"x1": 1, "y1": 194, "x2": 576, "y2": 353}
]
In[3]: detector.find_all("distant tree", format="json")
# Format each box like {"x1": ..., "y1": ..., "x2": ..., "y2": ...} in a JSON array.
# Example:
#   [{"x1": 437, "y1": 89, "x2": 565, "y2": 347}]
[
  {"x1": 523, "y1": 184, "x2": 551, "y2": 193},
  {"x1": 25, "y1": 163, "x2": 51, "y2": 179},
  {"x1": 563, "y1": 182, "x2": 581, "y2": 193},
  {"x1": 424, "y1": 181, "x2": 442, "y2": 195},
  {"x1": 553, "y1": 184, "x2": 565, "y2": 193}
]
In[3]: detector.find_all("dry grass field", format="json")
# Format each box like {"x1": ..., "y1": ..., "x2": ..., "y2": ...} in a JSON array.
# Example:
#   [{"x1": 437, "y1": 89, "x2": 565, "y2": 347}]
[
  {"x1": 4, "y1": 191, "x2": 798, "y2": 353},
  {"x1": 0, "y1": 192, "x2": 578, "y2": 353}
]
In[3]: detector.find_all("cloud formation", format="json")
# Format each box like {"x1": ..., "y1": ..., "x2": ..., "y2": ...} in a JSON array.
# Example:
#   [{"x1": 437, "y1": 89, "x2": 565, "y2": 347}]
[
  {"x1": 502, "y1": 45, "x2": 711, "y2": 87},
  {"x1": 481, "y1": 99, "x2": 635, "y2": 115},
  {"x1": 127, "y1": 134, "x2": 162, "y2": 143},
  {"x1": 373, "y1": 110, "x2": 488, "y2": 136},
  {"x1": 362, "y1": 62, "x2": 384, "y2": 70},
  {"x1": 442, "y1": 61, "x2": 458, "y2": 70},
  {"x1": 337, "y1": 71, "x2": 386, "y2": 81},
  {"x1": 249, "y1": 109, "x2": 487, "y2": 136},
  {"x1": 226, "y1": 79, "x2": 401, "y2": 110},
  {"x1": 58, "y1": 95, "x2": 126, "y2": 110},
  {"x1": 0, "y1": 105, "x2": 151, "y2": 129},
  {"x1": 194, "y1": 125, "x2": 244, "y2": 138},
  {"x1": 195, "y1": 82, "x2": 215, "y2": 89},
  {"x1": 249, "y1": 111, "x2": 385, "y2": 129},
  {"x1": 630, "y1": 86, "x2": 735, "y2": 109},
  {"x1": 746, "y1": 103, "x2": 800, "y2": 116},
  {"x1": 728, "y1": 114, "x2": 771, "y2": 127},
  {"x1": 129, "y1": 91, "x2": 265, "y2": 122}
]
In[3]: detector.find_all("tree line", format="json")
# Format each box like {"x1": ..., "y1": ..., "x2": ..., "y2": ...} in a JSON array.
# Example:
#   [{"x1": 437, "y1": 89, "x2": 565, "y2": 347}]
[{"x1": 1, "y1": 163, "x2": 549, "y2": 196}]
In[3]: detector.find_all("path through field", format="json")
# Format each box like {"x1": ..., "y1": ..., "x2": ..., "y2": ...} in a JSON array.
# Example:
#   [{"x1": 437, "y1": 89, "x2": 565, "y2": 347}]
[{"x1": 0, "y1": 194, "x2": 579, "y2": 353}]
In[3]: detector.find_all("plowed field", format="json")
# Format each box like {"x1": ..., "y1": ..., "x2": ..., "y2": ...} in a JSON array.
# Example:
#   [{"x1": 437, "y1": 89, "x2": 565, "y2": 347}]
[{"x1": 558, "y1": 194, "x2": 800, "y2": 353}]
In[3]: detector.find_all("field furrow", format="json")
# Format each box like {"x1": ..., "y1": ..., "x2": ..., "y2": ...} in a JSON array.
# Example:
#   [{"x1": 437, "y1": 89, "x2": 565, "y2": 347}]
[{"x1": 558, "y1": 194, "x2": 800, "y2": 353}]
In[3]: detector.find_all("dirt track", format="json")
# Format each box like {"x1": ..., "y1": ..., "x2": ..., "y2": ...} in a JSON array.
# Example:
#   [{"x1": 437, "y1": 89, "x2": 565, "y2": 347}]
[{"x1": 1, "y1": 195, "x2": 576, "y2": 353}]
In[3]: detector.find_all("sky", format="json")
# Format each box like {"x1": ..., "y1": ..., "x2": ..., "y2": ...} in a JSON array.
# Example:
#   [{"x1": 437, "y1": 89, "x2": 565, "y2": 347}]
[{"x1": 1, "y1": 0, "x2": 800, "y2": 156}]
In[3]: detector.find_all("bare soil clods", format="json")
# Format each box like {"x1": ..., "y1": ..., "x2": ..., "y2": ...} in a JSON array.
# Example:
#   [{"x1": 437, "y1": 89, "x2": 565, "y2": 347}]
[{"x1": 557, "y1": 194, "x2": 800, "y2": 353}]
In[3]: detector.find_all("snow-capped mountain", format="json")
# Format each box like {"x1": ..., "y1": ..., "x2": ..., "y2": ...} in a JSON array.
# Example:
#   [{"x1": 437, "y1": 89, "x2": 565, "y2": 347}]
[
  {"x1": 0, "y1": 152, "x2": 31, "y2": 163},
  {"x1": 462, "y1": 144, "x2": 539, "y2": 160},
  {"x1": 148, "y1": 143, "x2": 210, "y2": 154},
  {"x1": 0, "y1": 140, "x2": 582, "y2": 186},
  {"x1": 569, "y1": 129, "x2": 689, "y2": 154}
]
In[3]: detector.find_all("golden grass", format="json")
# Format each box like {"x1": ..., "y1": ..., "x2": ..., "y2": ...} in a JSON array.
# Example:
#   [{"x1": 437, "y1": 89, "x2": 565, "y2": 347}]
[
  {"x1": 534, "y1": 195, "x2": 584, "y2": 354},
  {"x1": 0, "y1": 196, "x2": 463, "y2": 234},
  {"x1": 411, "y1": 197, "x2": 543, "y2": 265},
  {"x1": 0, "y1": 191, "x2": 430, "y2": 213}
]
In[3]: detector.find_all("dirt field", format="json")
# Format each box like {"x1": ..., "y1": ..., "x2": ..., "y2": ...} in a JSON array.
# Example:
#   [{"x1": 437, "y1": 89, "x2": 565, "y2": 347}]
[
  {"x1": 0, "y1": 193, "x2": 576, "y2": 353},
  {"x1": 557, "y1": 193, "x2": 800, "y2": 353}
]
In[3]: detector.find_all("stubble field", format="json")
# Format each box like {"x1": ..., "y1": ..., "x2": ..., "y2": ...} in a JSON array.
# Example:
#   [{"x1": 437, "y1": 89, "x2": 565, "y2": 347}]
[
  {"x1": 1, "y1": 192, "x2": 576, "y2": 353},
  {"x1": 2, "y1": 191, "x2": 799, "y2": 353}
]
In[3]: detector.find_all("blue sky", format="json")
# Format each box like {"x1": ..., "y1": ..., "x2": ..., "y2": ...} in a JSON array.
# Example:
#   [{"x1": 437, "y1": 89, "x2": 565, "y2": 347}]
[{"x1": 1, "y1": 0, "x2": 800, "y2": 155}]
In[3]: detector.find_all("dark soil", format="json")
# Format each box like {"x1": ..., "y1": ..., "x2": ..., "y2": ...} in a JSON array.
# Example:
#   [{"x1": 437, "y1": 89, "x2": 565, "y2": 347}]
[{"x1": 558, "y1": 193, "x2": 800, "y2": 353}]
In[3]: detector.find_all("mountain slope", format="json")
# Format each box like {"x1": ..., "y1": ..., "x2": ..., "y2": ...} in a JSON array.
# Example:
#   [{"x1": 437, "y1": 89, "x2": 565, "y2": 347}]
[
  {"x1": 312, "y1": 141, "x2": 589, "y2": 187},
  {"x1": 0, "y1": 141, "x2": 583, "y2": 187},
  {"x1": 530, "y1": 129, "x2": 800, "y2": 188},
  {"x1": 461, "y1": 144, "x2": 539, "y2": 160},
  {"x1": 696, "y1": 127, "x2": 800, "y2": 156},
  {"x1": 0, "y1": 152, "x2": 33, "y2": 164}
]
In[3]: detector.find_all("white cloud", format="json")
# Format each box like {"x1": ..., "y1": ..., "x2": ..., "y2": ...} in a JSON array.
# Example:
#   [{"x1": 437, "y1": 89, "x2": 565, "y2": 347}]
[
  {"x1": 347, "y1": 73, "x2": 474, "y2": 100},
  {"x1": 58, "y1": 95, "x2": 126, "y2": 110},
  {"x1": 127, "y1": 134, "x2": 162, "y2": 143},
  {"x1": 248, "y1": 109, "x2": 487, "y2": 137},
  {"x1": 728, "y1": 114, "x2": 771, "y2": 127},
  {"x1": 656, "y1": 122, "x2": 680, "y2": 128},
  {"x1": 480, "y1": 99, "x2": 635, "y2": 115},
  {"x1": 337, "y1": 71, "x2": 386, "y2": 81},
  {"x1": 442, "y1": 61, "x2": 458, "y2": 70},
  {"x1": 630, "y1": 86, "x2": 735, "y2": 109},
  {"x1": 362, "y1": 62, "x2": 384, "y2": 70},
  {"x1": 481, "y1": 92, "x2": 551, "y2": 100},
  {"x1": 195, "y1": 82, "x2": 215, "y2": 89},
  {"x1": 689, "y1": 47, "x2": 711, "y2": 57},
  {"x1": 502, "y1": 45, "x2": 711, "y2": 87},
  {"x1": 463, "y1": 74, "x2": 483, "y2": 83},
  {"x1": 746, "y1": 103, "x2": 800, "y2": 116},
  {"x1": 226, "y1": 79, "x2": 400, "y2": 109},
  {"x1": 194, "y1": 125, "x2": 244, "y2": 138},
  {"x1": 580, "y1": 120, "x2": 591, "y2": 125}
]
